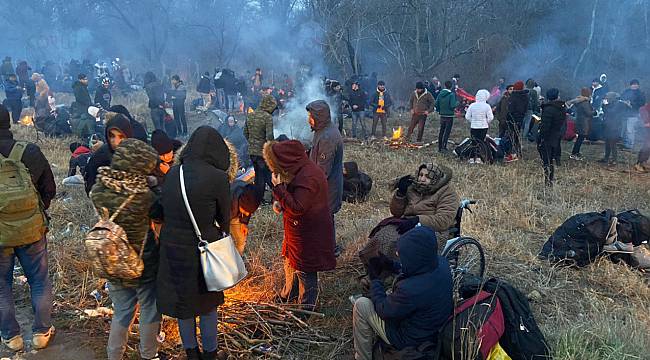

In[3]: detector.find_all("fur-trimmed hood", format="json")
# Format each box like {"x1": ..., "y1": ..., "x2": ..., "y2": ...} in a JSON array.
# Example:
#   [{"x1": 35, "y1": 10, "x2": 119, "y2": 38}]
[{"x1": 263, "y1": 140, "x2": 309, "y2": 184}]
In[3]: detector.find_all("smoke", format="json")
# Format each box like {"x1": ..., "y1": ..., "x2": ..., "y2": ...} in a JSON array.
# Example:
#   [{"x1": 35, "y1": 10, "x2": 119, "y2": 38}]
[{"x1": 274, "y1": 77, "x2": 327, "y2": 145}]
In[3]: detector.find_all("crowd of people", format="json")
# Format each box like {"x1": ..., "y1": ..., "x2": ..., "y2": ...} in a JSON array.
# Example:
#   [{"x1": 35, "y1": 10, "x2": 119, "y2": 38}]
[{"x1": 1, "y1": 54, "x2": 648, "y2": 359}]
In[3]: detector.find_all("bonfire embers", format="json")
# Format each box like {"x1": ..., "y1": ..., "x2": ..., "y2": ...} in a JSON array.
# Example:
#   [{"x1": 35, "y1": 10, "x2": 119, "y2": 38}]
[{"x1": 384, "y1": 127, "x2": 428, "y2": 149}]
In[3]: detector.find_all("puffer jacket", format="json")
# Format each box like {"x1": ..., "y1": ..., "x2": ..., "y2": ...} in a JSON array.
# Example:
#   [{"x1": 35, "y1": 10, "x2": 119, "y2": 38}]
[
  {"x1": 435, "y1": 89, "x2": 458, "y2": 117},
  {"x1": 465, "y1": 89, "x2": 493, "y2": 129},
  {"x1": 90, "y1": 139, "x2": 158, "y2": 286},
  {"x1": 390, "y1": 165, "x2": 459, "y2": 232},
  {"x1": 3, "y1": 80, "x2": 23, "y2": 101},
  {"x1": 538, "y1": 100, "x2": 566, "y2": 143},
  {"x1": 508, "y1": 89, "x2": 529, "y2": 123},
  {"x1": 370, "y1": 226, "x2": 453, "y2": 350},
  {"x1": 263, "y1": 140, "x2": 336, "y2": 273},
  {"x1": 307, "y1": 100, "x2": 343, "y2": 214},
  {"x1": 244, "y1": 94, "x2": 276, "y2": 156},
  {"x1": 409, "y1": 90, "x2": 435, "y2": 115}
]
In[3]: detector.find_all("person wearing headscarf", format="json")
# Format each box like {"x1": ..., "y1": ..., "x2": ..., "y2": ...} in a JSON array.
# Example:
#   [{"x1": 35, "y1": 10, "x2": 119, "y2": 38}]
[
  {"x1": 263, "y1": 140, "x2": 336, "y2": 310},
  {"x1": 390, "y1": 163, "x2": 459, "y2": 236},
  {"x1": 218, "y1": 115, "x2": 251, "y2": 168},
  {"x1": 89, "y1": 139, "x2": 161, "y2": 360},
  {"x1": 156, "y1": 126, "x2": 236, "y2": 360}
]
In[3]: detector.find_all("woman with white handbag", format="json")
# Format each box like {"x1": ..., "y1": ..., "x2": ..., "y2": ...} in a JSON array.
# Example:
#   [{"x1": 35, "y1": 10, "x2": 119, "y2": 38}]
[{"x1": 156, "y1": 126, "x2": 239, "y2": 360}]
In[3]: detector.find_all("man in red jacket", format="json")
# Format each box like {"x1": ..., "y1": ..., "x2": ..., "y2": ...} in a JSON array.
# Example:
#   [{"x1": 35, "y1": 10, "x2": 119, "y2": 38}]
[{"x1": 263, "y1": 139, "x2": 336, "y2": 310}]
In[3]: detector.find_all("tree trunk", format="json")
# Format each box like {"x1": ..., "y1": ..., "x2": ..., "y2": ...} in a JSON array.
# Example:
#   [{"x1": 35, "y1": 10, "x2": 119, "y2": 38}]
[{"x1": 573, "y1": 0, "x2": 599, "y2": 80}]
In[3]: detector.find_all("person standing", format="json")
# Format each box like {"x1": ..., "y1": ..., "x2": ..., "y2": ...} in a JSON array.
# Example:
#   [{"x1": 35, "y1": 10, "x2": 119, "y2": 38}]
[
  {"x1": 244, "y1": 94, "x2": 277, "y2": 202},
  {"x1": 495, "y1": 84, "x2": 514, "y2": 138},
  {"x1": 370, "y1": 81, "x2": 392, "y2": 138},
  {"x1": 406, "y1": 82, "x2": 435, "y2": 143},
  {"x1": 90, "y1": 139, "x2": 162, "y2": 360},
  {"x1": 156, "y1": 127, "x2": 233, "y2": 360},
  {"x1": 0, "y1": 105, "x2": 56, "y2": 352},
  {"x1": 537, "y1": 89, "x2": 566, "y2": 186},
  {"x1": 504, "y1": 80, "x2": 529, "y2": 162},
  {"x1": 3, "y1": 74, "x2": 23, "y2": 123},
  {"x1": 523, "y1": 79, "x2": 540, "y2": 141},
  {"x1": 72, "y1": 74, "x2": 95, "y2": 139},
  {"x1": 633, "y1": 101, "x2": 650, "y2": 173},
  {"x1": 429, "y1": 76, "x2": 442, "y2": 100},
  {"x1": 197, "y1": 72, "x2": 213, "y2": 111},
  {"x1": 94, "y1": 78, "x2": 112, "y2": 110},
  {"x1": 436, "y1": 81, "x2": 458, "y2": 152},
  {"x1": 620, "y1": 79, "x2": 646, "y2": 150},
  {"x1": 464, "y1": 89, "x2": 494, "y2": 164},
  {"x1": 306, "y1": 100, "x2": 343, "y2": 249},
  {"x1": 348, "y1": 82, "x2": 368, "y2": 139},
  {"x1": 144, "y1": 72, "x2": 166, "y2": 131},
  {"x1": 263, "y1": 140, "x2": 336, "y2": 310},
  {"x1": 567, "y1": 87, "x2": 594, "y2": 161},
  {"x1": 0, "y1": 57, "x2": 14, "y2": 81},
  {"x1": 169, "y1": 75, "x2": 188, "y2": 136},
  {"x1": 599, "y1": 92, "x2": 629, "y2": 166}
]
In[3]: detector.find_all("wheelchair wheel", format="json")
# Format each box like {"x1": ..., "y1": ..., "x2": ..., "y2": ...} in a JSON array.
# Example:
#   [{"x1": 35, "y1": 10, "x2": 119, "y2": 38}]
[{"x1": 441, "y1": 236, "x2": 486, "y2": 285}]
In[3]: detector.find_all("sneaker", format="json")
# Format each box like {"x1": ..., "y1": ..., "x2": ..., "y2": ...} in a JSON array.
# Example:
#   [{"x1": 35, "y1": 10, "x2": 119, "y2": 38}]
[
  {"x1": 633, "y1": 164, "x2": 647, "y2": 173},
  {"x1": 475, "y1": 158, "x2": 483, "y2": 164},
  {"x1": 468, "y1": 158, "x2": 475, "y2": 164},
  {"x1": 32, "y1": 326, "x2": 55, "y2": 350},
  {"x1": 570, "y1": 154, "x2": 584, "y2": 161},
  {"x1": 2, "y1": 334, "x2": 24, "y2": 352},
  {"x1": 603, "y1": 241, "x2": 634, "y2": 253}
]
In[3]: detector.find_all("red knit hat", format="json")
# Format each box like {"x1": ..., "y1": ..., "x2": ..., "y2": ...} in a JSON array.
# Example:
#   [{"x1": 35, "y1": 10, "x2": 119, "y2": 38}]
[{"x1": 513, "y1": 81, "x2": 525, "y2": 91}]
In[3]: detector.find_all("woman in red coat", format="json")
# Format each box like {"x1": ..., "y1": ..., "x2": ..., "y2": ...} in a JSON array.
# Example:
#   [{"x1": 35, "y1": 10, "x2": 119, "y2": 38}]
[{"x1": 263, "y1": 140, "x2": 336, "y2": 310}]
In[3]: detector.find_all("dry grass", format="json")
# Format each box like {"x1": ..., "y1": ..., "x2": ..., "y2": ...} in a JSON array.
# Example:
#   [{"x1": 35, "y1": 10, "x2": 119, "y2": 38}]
[{"x1": 8, "y1": 91, "x2": 650, "y2": 359}]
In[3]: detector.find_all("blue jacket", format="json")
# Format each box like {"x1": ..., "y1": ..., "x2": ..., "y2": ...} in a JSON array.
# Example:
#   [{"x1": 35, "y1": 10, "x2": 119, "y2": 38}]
[
  {"x1": 4, "y1": 80, "x2": 23, "y2": 101},
  {"x1": 371, "y1": 226, "x2": 453, "y2": 350}
]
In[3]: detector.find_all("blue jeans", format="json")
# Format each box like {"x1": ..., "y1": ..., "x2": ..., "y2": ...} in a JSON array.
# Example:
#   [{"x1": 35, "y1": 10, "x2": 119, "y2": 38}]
[
  {"x1": 107, "y1": 281, "x2": 161, "y2": 360},
  {"x1": 0, "y1": 237, "x2": 53, "y2": 340},
  {"x1": 351, "y1": 111, "x2": 367, "y2": 139},
  {"x1": 178, "y1": 310, "x2": 218, "y2": 352},
  {"x1": 281, "y1": 260, "x2": 319, "y2": 310},
  {"x1": 522, "y1": 110, "x2": 533, "y2": 139},
  {"x1": 623, "y1": 116, "x2": 639, "y2": 149}
]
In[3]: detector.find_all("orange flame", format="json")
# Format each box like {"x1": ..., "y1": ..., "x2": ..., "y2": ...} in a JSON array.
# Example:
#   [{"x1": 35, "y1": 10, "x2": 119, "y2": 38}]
[
  {"x1": 391, "y1": 126, "x2": 403, "y2": 140},
  {"x1": 247, "y1": 107, "x2": 254, "y2": 114},
  {"x1": 19, "y1": 116, "x2": 34, "y2": 126}
]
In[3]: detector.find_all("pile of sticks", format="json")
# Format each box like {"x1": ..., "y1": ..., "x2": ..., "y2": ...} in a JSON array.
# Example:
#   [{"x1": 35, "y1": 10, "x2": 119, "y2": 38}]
[{"x1": 218, "y1": 299, "x2": 338, "y2": 358}]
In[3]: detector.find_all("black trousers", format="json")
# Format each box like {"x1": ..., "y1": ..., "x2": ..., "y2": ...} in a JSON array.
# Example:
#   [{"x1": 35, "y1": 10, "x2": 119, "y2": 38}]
[
  {"x1": 173, "y1": 101, "x2": 187, "y2": 135},
  {"x1": 538, "y1": 140, "x2": 559, "y2": 184},
  {"x1": 438, "y1": 116, "x2": 454, "y2": 150},
  {"x1": 572, "y1": 134, "x2": 586, "y2": 155},
  {"x1": 150, "y1": 108, "x2": 165, "y2": 130},
  {"x1": 251, "y1": 155, "x2": 273, "y2": 202},
  {"x1": 604, "y1": 139, "x2": 618, "y2": 162},
  {"x1": 470, "y1": 128, "x2": 488, "y2": 158},
  {"x1": 4, "y1": 99, "x2": 22, "y2": 123},
  {"x1": 637, "y1": 128, "x2": 650, "y2": 164}
]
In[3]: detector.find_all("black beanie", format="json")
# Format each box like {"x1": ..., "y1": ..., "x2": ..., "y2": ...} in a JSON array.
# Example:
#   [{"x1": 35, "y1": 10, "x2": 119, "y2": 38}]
[
  {"x1": 69, "y1": 142, "x2": 83, "y2": 153},
  {"x1": 415, "y1": 81, "x2": 425, "y2": 90},
  {"x1": 151, "y1": 129, "x2": 174, "y2": 155},
  {"x1": 546, "y1": 88, "x2": 560, "y2": 101},
  {"x1": 0, "y1": 105, "x2": 9, "y2": 130}
]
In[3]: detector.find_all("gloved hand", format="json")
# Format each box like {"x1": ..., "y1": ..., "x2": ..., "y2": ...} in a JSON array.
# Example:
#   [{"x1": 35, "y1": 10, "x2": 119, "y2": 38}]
[
  {"x1": 396, "y1": 175, "x2": 413, "y2": 196},
  {"x1": 396, "y1": 216, "x2": 420, "y2": 234}
]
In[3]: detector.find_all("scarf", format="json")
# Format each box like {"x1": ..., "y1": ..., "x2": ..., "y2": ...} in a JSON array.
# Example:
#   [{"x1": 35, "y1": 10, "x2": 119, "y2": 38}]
[{"x1": 98, "y1": 166, "x2": 149, "y2": 194}]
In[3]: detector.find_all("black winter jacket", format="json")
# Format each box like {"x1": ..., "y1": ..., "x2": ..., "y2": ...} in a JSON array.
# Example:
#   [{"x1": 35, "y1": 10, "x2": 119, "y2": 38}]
[
  {"x1": 348, "y1": 89, "x2": 367, "y2": 112},
  {"x1": 508, "y1": 90, "x2": 529, "y2": 123},
  {"x1": 94, "y1": 86, "x2": 112, "y2": 110},
  {"x1": 0, "y1": 129, "x2": 56, "y2": 210},
  {"x1": 145, "y1": 81, "x2": 165, "y2": 109},
  {"x1": 72, "y1": 81, "x2": 92, "y2": 107},
  {"x1": 370, "y1": 226, "x2": 453, "y2": 350},
  {"x1": 538, "y1": 100, "x2": 566, "y2": 143}
]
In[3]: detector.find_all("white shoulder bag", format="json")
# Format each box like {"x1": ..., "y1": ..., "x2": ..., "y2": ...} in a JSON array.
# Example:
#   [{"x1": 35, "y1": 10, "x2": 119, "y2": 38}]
[{"x1": 180, "y1": 165, "x2": 248, "y2": 291}]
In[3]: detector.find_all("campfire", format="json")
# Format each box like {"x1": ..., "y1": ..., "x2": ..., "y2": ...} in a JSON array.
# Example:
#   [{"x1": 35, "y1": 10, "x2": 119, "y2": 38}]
[
  {"x1": 20, "y1": 115, "x2": 34, "y2": 127},
  {"x1": 384, "y1": 127, "x2": 428, "y2": 149}
]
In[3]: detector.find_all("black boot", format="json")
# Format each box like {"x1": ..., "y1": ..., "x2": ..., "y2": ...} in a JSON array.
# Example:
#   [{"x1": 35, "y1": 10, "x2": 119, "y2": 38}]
[{"x1": 185, "y1": 348, "x2": 202, "y2": 360}]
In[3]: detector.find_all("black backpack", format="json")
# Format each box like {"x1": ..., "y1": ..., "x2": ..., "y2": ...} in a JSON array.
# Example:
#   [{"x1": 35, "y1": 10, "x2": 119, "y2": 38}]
[
  {"x1": 538, "y1": 210, "x2": 614, "y2": 267},
  {"x1": 616, "y1": 210, "x2": 650, "y2": 246},
  {"x1": 481, "y1": 278, "x2": 551, "y2": 360}
]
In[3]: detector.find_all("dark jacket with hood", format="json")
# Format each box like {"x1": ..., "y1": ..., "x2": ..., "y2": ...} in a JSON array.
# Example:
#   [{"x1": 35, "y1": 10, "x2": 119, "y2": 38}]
[
  {"x1": 197, "y1": 75, "x2": 213, "y2": 94},
  {"x1": 0, "y1": 124, "x2": 56, "y2": 211},
  {"x1": 348, "y1": 89, "x2": 368, "y2": 112},
  {"x1": 94, "y1": 86, "x2": 112, "y2": 110},
  {"x1": 343, "y1": 161, "x2": 372, "y2": 203},
  {"x1": 508, "y1": 89, "x2": 529, "y2": 123},
  {"x1": 145, "y1": 80, "x2": 165, "y2": 109},
  {"x1": 109, "y1": 105, "x2": 148, "y2": 142},
  {"x1": 68, "y1": 145, "x2": 92, "y2": 177},
  {"x1": 84, "y1": 113, "x2": 134, "y2": 194},
  {"x1": 263, "y1": 140, "x2": 336, "y2": 273},
  {"x1": 603, "y1": 96, "x2": 630, "y2": 139},
  {"x1": 72, "y1": 80, "x2": 92, "y2": 107},
  {"x1": 4, "y1": 79, "x2": 23, "y2": 101},
  {"x1": 568, "y1": 96, "x2": 593, "y2": 135},
  {"x1": 307, "y1": 100, "x2": 343, "y2": 214},
  {"x1": 90, "y1": 139, "x2": 158, "y2": 287},
  {"x1": 621, "y1": 88, "x2": 646, "y2": 113},
  {"x1": 538, "y1": 100, "x2": 566, "y2": 143},
  {"x1": 157, "y1": 126, "x2": 234, "y2": 319},
  {"x1": 244, "y1": 95, "x2": 276, "y2": 157},
  {"x1": 218, "y1": 122, "x2": 250, "y2": 168},
  {"x1": 435, "y1": 89, "x2": 458, "y2": 117},
  {"x1": 167, "y1": 81, "x2": 187, "y2": 106},
  {"x1": 370, "y1": 226, "x2": 453, "y2": 350}
]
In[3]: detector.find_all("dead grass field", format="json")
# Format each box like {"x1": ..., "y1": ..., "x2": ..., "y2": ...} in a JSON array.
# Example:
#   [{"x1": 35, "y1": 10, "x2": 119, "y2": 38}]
[{"x1": 3, "y1": 90, "x2": 650, "y2": 359}]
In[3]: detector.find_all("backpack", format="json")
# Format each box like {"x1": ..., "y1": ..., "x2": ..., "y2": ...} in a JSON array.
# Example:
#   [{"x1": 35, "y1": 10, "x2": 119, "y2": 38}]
[
  {"x1": 84, "y1": 194, "x2": 146, "y2": 280},
  {"x1": 538, "y1": 210, "x2": 614, "y2": 267},
  {"x1": 0, "y1": 142, "x2": 47, "y2": 247},
  {"x1": 616, "y1": 210, "x2": 650, "y2": 246},
  {"x1": 480, "y1": 279, "x2": 551, "y2": 360},
  {"x1": 438, "y1": 290, "x2": 505, "y2": 360}
]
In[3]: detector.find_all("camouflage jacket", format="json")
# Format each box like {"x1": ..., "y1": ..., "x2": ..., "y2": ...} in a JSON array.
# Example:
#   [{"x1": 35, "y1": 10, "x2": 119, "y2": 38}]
[{"x1": 244, "y1": 95, "x2": 277, "y2": 156}]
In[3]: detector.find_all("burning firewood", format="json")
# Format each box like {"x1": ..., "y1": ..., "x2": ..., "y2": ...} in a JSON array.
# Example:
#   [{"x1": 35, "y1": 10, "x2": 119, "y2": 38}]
[{"x1": 383, "y1": 126, "x2": 431, "y2": 149}]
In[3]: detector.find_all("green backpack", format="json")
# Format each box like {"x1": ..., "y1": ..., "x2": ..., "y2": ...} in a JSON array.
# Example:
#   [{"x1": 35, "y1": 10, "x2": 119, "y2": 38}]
[{"x1": 0, "y1": 142, "x2": 47, "y2": 247}]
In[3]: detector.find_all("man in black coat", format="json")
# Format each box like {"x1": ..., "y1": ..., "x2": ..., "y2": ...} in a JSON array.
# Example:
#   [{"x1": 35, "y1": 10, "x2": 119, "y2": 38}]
[
  {"x1": 348, "y1": 82, "x2": 368, "y2": 139},
  {"x1": 504, "y1": 80, "x2": 529, "y2": 161},
  {"x1": 168, "y1": 75, "x2": 187, "y2": 136},
  {"x1": 94, "y1": 78, "x2": 112, "y2": 110},
  {"x1": 537, "y1": 89, "x2": 566, "y2": 186},
  {"x1": 0, "y1": 105, "x2": 56, "y2": 351}
]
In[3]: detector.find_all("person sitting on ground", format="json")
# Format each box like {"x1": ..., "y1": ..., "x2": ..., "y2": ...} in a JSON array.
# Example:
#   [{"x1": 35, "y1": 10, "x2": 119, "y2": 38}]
[
  {"x1": 229, "y1": 180, "x2": 261, "y2": 255},
  {"x1": 109, "y1": 105, "x2": 148, "y2": 142},
  {"x1": 537, "y1": 88, "x2": 566, "y2": 186},
  {"x1": 567, "y1": 87, "x2": 594, "y2": 161},
  {"x1": 263, "y1": 139, "x2": 336, "y2": 311},
  {"x1": 634, "y1": 101, "x2": 650, "y2": 173},
  {"x1": 84, "y1": 112, "x2": 133, "y2": 194},
  {"x1": 464, "y1": 89, "x2": 494, "y2": 164},
  {"x1": 90, "y1": 139, "x2": 161, "y2": 360},
  {"x1": 343, "y1": 161, "x2": 373, "y2": 203},
  {"x1": 67, "y1": 141, "x2": 92, "y2": 177},
  {"x1": 390, "y1": 163, "x2": 459, "y2": 238},
  {"x1": 353, "y1": 226, "x2": 453, "y2": 360}
]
